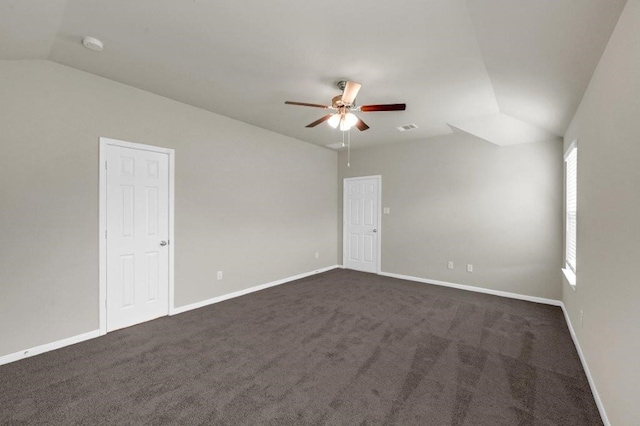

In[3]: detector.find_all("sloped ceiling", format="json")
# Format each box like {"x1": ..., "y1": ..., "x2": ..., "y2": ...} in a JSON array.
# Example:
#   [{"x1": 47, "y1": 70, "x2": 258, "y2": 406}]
[{"x1": 0, "y1": 0, "x2": 628, "y2": 148}]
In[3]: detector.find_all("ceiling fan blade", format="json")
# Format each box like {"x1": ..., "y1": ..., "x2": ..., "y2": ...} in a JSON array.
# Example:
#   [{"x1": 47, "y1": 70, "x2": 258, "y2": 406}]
[
  {"x1": 285, "y1": 101, "x2": 329, "y2": 109},
  {"x1": 306, "y1": 114, "x2": 333, "y2": 128},
  {"x1": 360, "y1": 103, "x2": 406, "y2": 112},
  {"x1": 355, "y1": 118, "x2": 370, "y2": 131},
  {"x1": 341, "y1": 81, "x2": 362, "y2": 105}
]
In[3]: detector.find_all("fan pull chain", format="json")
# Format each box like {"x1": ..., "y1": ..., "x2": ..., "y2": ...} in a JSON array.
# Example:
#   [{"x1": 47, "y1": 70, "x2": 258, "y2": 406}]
[{"x1": 347, "y1": 129, "x2": 351, "y2": 168}]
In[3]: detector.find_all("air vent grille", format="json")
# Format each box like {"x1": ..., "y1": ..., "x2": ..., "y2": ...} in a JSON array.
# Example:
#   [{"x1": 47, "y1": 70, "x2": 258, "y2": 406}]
[{"x1": 396, "y1": 123, "x2": 418, "y2": 132}]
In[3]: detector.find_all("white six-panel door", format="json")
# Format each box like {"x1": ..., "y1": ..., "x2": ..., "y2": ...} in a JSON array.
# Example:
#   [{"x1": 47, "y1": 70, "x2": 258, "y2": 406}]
[
  {"x1": 105, "y1": 143, "x2": 170, "y2": 332},
  {"x1": 344, "y1": 176, "x2": 380, "y2": 273}
]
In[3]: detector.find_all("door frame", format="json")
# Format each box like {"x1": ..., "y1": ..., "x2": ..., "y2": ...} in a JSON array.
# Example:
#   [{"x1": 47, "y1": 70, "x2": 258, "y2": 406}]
[
  {"x1": 343, "y1": 175, "x2": 382, "y2": 274},
  {"x1": 98, "y1": 137, "x2": 175, "y2": 335}
]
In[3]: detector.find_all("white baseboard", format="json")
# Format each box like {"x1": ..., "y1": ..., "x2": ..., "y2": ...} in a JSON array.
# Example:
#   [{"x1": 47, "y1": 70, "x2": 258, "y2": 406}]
[
  {"x1": 377, "y1": 270, "x2": 608, "y2": 425},
  {"x1": 0, "y1": 266, "x2": 340, "y2": 366},
  {"x1": 0, "y1": 329, "x2": 100, "y2": 367},
  {"x1": 1, "y1": 266, "x2": 608, "y2": 426},
  {"x1": 559, "y1": 304, "x2": 610, "y2": 426},
  {"x1": 378, "y1": 271, "x2": 562, "y2": 306},
  {"x1": 170, "y1": 265, "x2": 340, "y2": 315}
]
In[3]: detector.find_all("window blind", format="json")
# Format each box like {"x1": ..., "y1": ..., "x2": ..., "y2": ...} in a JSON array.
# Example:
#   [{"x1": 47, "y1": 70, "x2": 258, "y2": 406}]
[{"x1": 565, "y1": 143, "x2": 577, "y2": 273}]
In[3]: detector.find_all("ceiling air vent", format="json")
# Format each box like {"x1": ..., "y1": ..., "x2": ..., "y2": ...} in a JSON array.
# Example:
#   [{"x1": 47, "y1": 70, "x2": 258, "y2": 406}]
[{"x1": 396, "y1": 123, "x2": 418, "y2": 132}]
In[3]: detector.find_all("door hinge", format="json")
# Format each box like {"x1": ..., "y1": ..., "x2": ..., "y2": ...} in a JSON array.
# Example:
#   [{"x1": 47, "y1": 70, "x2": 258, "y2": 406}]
[
  {"x1": 105, "y1": 161, "x2": 108, "y2": 170},
  {"x1": 105, "y1": 230, "x2": 107, "y2": 239}
]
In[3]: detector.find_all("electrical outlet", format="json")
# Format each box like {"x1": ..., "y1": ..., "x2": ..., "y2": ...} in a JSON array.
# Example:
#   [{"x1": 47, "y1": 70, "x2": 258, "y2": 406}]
[
  {"x1": 315, "y1": 252, "x2": 319, "y2": 259},
  {"x1": 217, "y1": 271, "x2": 223, "y2": 280},
  {"x1": 447, "y1": 261, "x2": 454, "y2": 269},
  {"x1": 467, "y1": 264, "x2": 473, "y2": 273}
]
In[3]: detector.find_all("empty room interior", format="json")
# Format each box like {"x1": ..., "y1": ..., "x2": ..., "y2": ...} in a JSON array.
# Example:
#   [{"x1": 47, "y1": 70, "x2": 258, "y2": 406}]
[{"x1": 1, "y1": 0, "x2": 639, "y2": 424}]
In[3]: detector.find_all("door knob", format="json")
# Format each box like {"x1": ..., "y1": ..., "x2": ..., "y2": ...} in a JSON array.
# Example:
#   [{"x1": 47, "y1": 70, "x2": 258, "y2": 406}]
[
  {"x1": 160, "y1": 241, "x2": 168, "y2": 246},
  {"x1": 372, "y1": 229, "x2": 377, "y2": 233}
]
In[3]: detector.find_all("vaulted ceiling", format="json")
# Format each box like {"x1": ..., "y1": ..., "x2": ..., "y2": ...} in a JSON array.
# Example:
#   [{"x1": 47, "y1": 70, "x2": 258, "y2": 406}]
[{"x1": 0, "y1": 0, "x2": 628, "y2": 148}]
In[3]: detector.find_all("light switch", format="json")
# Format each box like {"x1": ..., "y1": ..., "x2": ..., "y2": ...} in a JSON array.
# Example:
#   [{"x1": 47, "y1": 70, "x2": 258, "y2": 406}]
[{"x1": 383, "y1": 207, "x2": 390, "y2": 214}]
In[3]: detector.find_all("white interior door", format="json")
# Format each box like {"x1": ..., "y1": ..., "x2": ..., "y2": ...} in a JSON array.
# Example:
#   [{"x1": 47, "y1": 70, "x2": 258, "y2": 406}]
[
  {"x1": 344, "y1": 176, "x2": 380, "y2": 273},
  {"x1": 105, "y1": 143, "x2": 170, "y2": 331}
]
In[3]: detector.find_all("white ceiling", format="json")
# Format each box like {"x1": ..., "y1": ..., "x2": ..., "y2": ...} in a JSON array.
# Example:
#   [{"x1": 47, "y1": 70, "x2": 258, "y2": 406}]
[{"x1": 0, "y1": 0, "x2": 627, "y2": 148}]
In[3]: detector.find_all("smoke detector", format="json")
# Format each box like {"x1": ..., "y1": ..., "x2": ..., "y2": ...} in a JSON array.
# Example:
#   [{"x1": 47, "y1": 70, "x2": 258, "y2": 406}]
[{"x1": 82, "y1": 36, "x2": 104, "y2": 52}]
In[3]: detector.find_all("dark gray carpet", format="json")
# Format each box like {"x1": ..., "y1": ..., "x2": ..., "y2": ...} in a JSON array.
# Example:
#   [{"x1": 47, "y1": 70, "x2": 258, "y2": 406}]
[{"x1": 0, "y1": 269, "x2": 602, "y2": 425}]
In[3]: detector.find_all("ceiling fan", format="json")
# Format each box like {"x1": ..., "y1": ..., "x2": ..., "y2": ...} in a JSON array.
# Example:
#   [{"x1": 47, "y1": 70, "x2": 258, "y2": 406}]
[{"x1": 285, "y1": 81, "x2": 406, "y2": 132}]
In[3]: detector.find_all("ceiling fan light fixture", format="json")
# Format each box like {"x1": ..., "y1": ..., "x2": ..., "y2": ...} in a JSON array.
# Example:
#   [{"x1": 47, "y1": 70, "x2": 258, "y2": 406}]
[
  {"x1": 328, "y1": 114, "x2": 341, "y2": 128},
  {"x1": 344, "y1": 112, "x2": 358, "y2": 127},
  {"x1": 339, "y1": 118, "x2": 351, "y2": 131}
]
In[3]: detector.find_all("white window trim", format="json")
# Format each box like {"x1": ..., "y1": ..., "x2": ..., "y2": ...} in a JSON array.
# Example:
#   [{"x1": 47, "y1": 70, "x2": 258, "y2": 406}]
[
  {"x1": 563, "y1": 140, "x2": 578, "y2": 289},
  {"x1": 562, "y1": 267, "x2": 576, "y2": 289}
]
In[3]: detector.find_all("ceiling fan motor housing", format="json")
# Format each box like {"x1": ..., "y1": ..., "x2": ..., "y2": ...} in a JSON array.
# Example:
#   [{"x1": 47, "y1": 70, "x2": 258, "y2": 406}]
[{"x1": 332, "y1": 95, "x2": 350, "y2": 109}]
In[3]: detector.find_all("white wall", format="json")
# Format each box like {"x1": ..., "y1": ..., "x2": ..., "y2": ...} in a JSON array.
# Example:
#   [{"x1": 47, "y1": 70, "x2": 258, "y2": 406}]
[
  {"x1": 562, "y1": 0, "x2": 640, "y2": 423},
  {"x1": 339, "y1": 133, "x2": 563, "y2": 300},
  {"x1": 0, "y1": 60, "x2": 338, "y2": 357}
]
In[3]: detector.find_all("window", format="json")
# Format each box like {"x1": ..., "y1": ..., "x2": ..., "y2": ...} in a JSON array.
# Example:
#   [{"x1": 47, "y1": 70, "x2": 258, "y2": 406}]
[{"x1": 563, "y1": 141, "x2": 577, "y2": 286}]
